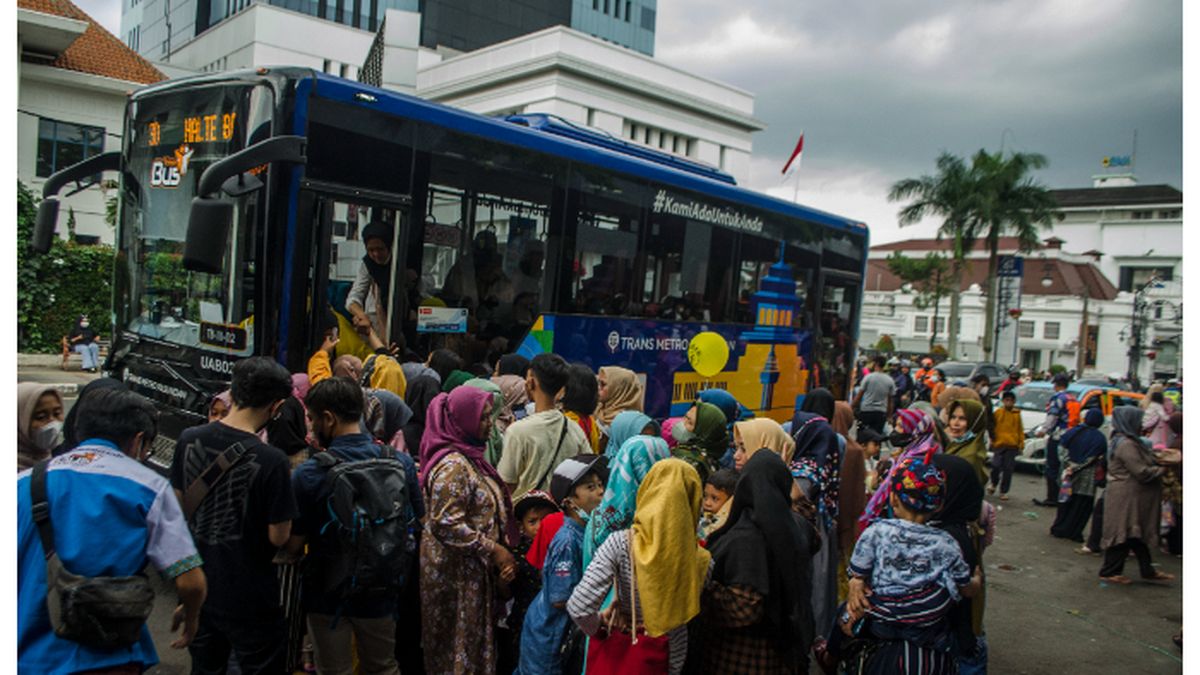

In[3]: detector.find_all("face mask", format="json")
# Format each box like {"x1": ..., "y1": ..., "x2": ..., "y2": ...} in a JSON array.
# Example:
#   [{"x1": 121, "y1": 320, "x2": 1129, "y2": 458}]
[
  {"x1": 951, "y1": 431, "x2": 976, "y2": 444},
  {"x1": 889, "y1": 432, "x2": 913, "y2": 447},
  {"x1": 671, "y1": 422, "x2": 695, "y2": 444},
  {"x1": 80, "y1": 321, "x2": 90, "y2": 328},
  {"x1": 34, "y1": 421, "x2": 64, "y2": 451},
  {"x1": 929, "y1": 376, "x2": 939, "y2": 383}
]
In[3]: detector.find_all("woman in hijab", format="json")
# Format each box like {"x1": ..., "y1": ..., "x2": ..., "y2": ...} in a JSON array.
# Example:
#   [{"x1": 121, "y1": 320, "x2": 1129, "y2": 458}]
[
  {"x1": 733, "y1": 418, "x2": 796, "y2": 469},
  {"x1": 347, "y1": 221, "x2": 394, "y2": 338},
  {"x1": 55, "y1": 377, "x2": 126, "y2": 455},
  {"x1": 66, "y1": 314, "x2": 101, "y2": 372},
  {"x1": 568, "y1": 459, "x2": 711, "y2": 674},
  {"x1": 692, "y1": 451, "x2": 815, "y2": 674},
  {"x1": 584, "y1": 416, "x2": 672, "y2": 568},
  {"x1": 402, "y1": 375, "x2": 441, "y2": 456},
  {"x1": 208, "y1": 389, "x2": 233, "y2": 423},
  {"x1": 596, "y1": 366, "x2": 644, "y2": 431},
  {"x1": 1162, "y1": 412, "x2": 1183, "y2": 556},
  {"x1": 672, "y1": 401, "x2": 730, "y2": 483},
  {"x1": 604, "y1": 411, "x2": 660, "y2": 458},
  {"x1": 491, "y1": 356, "x2": 530, "y2": 429},
  {"x1": 698, "y1": 389, "x2": 750, "y2": 468},
  {"x1": 943, "y1": 399, "x2": 989, "y2": 487},
  {"x1": 929, "y1": 453, "x2": 987, "y2": 670},
  {"x1": 441, "y1": 369, "x2": 474, "y2": 393},
  {"x1": 832, "y1": 401, "x2": 868, "y2": 603},
  {"x1": 1141, "y1": 391, "x2": 1173, "y2": 448},
  {"x1": 1050, "y1": 408, "x2": 1108, "y2": 542},
  {"x1": 859, "y1": 408, "x2": 943, "y2": 532},
  {"x1": 464, "y1": 378, "x2": 506, "y2": 466},
  {"x1": 800, "y1": 388, "x2": 836, "y2": 423},
  {"x1": 790, "y1": 411, "x2": 842, "y2": 646},
  {"x1": 18, "y1": 383, "x2": 65, "y2": 471},
  {"x1": 419, "y1": 386, "x2": 518, "y2": 674},
  {"x1": 1099, "y1": 406, "x2": 1176, "y2": 584}
]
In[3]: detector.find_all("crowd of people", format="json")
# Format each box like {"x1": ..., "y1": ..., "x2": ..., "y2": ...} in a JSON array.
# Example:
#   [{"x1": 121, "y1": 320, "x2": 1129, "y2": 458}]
[{"x1": 15, "y1": 336, "x2": 1184, "y2": 674}]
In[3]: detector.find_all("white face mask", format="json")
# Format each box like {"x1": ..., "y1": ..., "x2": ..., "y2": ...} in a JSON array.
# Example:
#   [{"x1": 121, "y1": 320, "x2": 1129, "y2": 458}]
[
  {"x1": 33, "y1": 421, "x2": 64, "y2": 451},
  {"x1": 671, "y1": 422, "x2": 695, "y2": 444},
  {"x1": 80, "y1": 321, "x2": 90, "y2": 328}
]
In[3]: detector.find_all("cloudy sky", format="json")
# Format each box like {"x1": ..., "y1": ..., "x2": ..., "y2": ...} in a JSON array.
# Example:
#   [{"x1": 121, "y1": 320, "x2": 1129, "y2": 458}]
[
  {"x1": 76, "y1": 0, "x2": 1182, "y2": 244},
  {"x1": 656, "y1": 0, "x2": 1183, "y2": 243}
]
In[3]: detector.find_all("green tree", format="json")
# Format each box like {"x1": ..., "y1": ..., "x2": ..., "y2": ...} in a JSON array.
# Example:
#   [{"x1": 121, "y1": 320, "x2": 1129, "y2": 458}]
[
  {"x1": 969, "y1": 150, "x2": 1057, "y2": 359},
  {"x1": 17, "y1": 181, "x2": 115, "y2": 352},
  {"x1": 886, "y1": 252, "x2": 955, "y2": 352},
  {"x1": 888, "y1": 153, "x2": 978, "y2": 358},
  {"x1": 875, "y1": 334, "x2": 896, "y2": 353}
]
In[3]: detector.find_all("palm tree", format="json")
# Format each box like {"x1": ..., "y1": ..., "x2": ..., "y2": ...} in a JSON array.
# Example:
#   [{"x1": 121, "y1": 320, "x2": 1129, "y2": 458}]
[
  {"x1": 888, "y1": 153, "x2": 979, "y2": 358},
  {"x1": 969, "y1": 150, "x2": 1057, "y2": 360}
]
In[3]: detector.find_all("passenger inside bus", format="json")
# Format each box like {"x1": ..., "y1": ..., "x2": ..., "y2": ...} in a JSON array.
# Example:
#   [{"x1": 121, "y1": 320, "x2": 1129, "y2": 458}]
[{"x1": 346, "y1": 221, "x2": 394, "y2": 339}]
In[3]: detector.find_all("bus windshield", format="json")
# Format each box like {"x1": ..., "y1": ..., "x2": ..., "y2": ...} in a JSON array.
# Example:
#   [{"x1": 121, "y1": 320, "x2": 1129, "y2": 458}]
[{"x1": 115, "y1": 83, "x2": 270, "y2": 355}]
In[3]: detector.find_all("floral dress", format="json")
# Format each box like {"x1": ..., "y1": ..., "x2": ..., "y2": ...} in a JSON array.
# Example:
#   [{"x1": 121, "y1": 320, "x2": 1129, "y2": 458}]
[{"x1": 420, "y1": 452, "x2": 508, "y2": 674}]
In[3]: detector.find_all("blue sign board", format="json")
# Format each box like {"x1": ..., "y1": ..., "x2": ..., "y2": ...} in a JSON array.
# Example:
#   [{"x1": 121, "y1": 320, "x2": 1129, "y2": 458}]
[{"x1": 997, "y1": 256, "x2": 1024, "y2": 278}]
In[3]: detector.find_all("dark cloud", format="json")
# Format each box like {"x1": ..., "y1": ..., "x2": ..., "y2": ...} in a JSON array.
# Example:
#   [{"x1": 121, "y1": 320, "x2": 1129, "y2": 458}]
[{"x1": 658, "y1": 0, "x2": 1182, "y2": 242}]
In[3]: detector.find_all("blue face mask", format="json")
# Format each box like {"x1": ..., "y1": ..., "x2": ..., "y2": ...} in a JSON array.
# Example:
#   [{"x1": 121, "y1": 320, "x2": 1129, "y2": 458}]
[{"x1": 952, "y1": 430, "x2": 976, "y2": 444}]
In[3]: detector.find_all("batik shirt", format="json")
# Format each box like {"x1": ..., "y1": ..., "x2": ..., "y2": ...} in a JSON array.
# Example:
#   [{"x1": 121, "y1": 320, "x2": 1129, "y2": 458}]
[{"x1": 849, "y1": 519, "x2": 971, "y2": 600}]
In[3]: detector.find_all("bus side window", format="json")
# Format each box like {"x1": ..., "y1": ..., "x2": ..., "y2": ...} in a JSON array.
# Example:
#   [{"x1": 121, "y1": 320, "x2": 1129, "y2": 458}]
[{"x1": 568, "y1": 173, "x2": 644, "y2": 317}]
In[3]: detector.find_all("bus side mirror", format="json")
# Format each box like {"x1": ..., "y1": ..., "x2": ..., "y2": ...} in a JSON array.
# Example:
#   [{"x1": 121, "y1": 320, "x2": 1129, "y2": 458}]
[
  {"x1": 32, "y1": 197, "x2": 60, "y2": 253},
  {"x1": 183, "y1": 197, "x2": 233, "y2": 274}
]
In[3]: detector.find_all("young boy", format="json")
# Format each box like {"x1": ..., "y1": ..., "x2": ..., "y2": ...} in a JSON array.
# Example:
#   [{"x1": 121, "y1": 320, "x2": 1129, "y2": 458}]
[
  {"x1": 857, "y1": 427, "x2": 885, "y2": 491},
  {"x1": 501, "y1": 491, "x2": 562, "y2": 672},
  {"x1": 989, "y1": 390, "x2": 1026, "y2": 501},
  {"x1": 516, "y1": 454, "x2": 608, "y2": 675},
  {"x1": 698, "y1": 468, "x2": 738, "y2": 544},
  {"x1": 814, "y1": 454, "x2": 982, "y2": 673}
]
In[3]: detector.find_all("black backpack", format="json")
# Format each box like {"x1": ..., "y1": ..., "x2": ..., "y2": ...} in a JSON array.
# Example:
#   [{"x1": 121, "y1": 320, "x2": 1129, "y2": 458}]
[{"x1": 312, "y1": 446, "x2": 417, "y2": 603}]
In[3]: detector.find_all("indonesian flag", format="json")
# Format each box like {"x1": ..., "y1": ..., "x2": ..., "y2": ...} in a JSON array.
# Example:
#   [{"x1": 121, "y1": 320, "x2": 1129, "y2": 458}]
[{"x1": 781, "y1": 132, "x2": 804, "y2": 177}]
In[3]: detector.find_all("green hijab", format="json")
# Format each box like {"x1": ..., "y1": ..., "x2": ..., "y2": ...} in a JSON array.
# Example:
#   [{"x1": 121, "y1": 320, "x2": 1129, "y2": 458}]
[
  {"x1": 944, "y1": 398, "x2": 988, "y2": 486},
  {"x1": 672, "y1": 401, "x2": 730, "y2": 481},
  {"x1": 463, "y1": 378, "x2": 505, "y2": 466},
  {"x1": 442, "y1": 369, "x2": 474, "y2": 393}
]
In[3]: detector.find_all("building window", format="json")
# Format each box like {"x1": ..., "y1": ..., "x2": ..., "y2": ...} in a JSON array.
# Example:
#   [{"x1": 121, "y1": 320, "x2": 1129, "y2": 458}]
[
  {"x1": 914, "y1": 316, "x2": 929, "y2": 333},
  {"x1": 603, "y1": 0, "x2": 609, "y2": 13},
  {"x1": 625, "y1": 0, "x2": 631, "y2": 20},
  {"x1": 1159, "y1": 209, "x2": 1181, "y2": 219},
  {"x1": 1118, "y1": 266, "x2": 1173, "y2": 292},
  {"x1": 1131, "y1": 210, "x2": 1153, "y2": 220},
  {"x1": 641, "y1": 6, "x2": 655, "y2": 30},
  {"x1": 340, "y1": 63, "x2": 349, "y2": 78},
  {"x1": 37, "y1": 118, "x2": 104, "y2": 178},
  {"x1": 1044, "y1": 321, "x2": 1060, "y2": 340},
  {"x1": 1018, "y1": 320, "x2": 1035, "y2": 339},
  {"x1": 323, "y1": 58, "x2": 332, "y2": 73},
  {"x1": 934, "y1": 316, "x2": 945, "y2": 333},
  {"x1": 593, "y1": 0, "x2": 598, "y2": 8}
]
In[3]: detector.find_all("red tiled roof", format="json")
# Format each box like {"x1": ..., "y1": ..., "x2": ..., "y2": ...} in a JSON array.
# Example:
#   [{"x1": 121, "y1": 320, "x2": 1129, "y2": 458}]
[
  {"x1": 20, "y1": 0, "x2": 164, "y2": 85},
  {"x1": 871, "y1": 237, "x2": 1031, "y2": 253},
  {"x1": 864, "y1": 257, "x2": 1117, "y2": 301}
]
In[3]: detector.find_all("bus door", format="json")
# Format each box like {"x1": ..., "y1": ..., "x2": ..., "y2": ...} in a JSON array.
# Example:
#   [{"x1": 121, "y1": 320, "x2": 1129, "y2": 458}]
[
  {"x1": 299, "y1": 187, "x2": 410, "y2": 363},
  {"x1": 817, "y1": 271, "x2": 861, "y2": 400}
]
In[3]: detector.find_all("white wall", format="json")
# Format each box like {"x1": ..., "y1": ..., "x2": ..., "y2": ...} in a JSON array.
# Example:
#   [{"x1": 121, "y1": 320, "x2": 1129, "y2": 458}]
[
  {"x1": 168, "y1": 4, "x2": 376, "y2": 73},
  {"x1": 18, "y1": 64, "x2": 134, "y2": 244}
]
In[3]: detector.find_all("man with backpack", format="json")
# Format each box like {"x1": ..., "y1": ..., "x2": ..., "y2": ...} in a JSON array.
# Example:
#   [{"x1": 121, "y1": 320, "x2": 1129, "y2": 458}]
[
  {"x1": 19, "y1": 388, "x2": 207, "y2": 673},
  {"x1": 170, "y1": 356, "x2": 300, "y2": 673},
  {"x1": 288, "y1": 376, "x2": 423, "y2": 675}
]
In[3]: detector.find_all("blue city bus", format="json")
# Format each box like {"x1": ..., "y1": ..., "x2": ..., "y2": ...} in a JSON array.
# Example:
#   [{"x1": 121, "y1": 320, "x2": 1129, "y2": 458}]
[{"x1": 35, "y1": 68, "x2": 868, "y2": 471}]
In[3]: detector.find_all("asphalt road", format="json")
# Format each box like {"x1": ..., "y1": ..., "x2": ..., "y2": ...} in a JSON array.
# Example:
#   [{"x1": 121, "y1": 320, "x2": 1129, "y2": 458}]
[{"x1": 18, "y1": 365, "x2": 1183, "y2": 673}]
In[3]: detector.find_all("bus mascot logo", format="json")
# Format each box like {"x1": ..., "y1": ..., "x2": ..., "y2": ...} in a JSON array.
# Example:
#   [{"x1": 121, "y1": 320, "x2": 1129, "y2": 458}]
[{"x1": 150, "y1": 144, "x2": 195, "y2": 188}]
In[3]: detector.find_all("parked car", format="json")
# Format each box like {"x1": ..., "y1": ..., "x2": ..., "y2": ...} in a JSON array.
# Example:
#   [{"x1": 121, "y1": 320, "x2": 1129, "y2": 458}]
[
  {"x1": 1006, "y1": 382, "x2": 1144, "y2": 472},
  {"x1": 935, "y1": 361, "x2": 1009, "y2": 388}
]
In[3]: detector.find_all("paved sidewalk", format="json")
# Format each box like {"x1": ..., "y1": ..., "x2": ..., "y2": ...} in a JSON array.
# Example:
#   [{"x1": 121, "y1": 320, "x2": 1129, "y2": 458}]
[{"x1": 16, "y1": 359, "x2": 102, "y2": 396}]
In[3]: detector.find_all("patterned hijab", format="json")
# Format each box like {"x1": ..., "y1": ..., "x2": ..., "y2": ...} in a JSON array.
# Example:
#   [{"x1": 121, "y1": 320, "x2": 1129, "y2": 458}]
[
  {"x1": 583, "y1": 431, "x2": 671, "y2": 568},
  {"x1": 595, "y1": 366, "x2": 644, "y2": 427},
  {"x1": 858, "y1": 408, "x2": 942, "y2": 532},
  {"x1": 890, "y1": 453, "x2": 945, "y2": 514}
]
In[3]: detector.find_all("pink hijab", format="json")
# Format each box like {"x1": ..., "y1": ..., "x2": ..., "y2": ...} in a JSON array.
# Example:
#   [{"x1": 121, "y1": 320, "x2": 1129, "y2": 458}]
[{"x1": 419, "y1": 387, "x2": 517, "y2": 544}]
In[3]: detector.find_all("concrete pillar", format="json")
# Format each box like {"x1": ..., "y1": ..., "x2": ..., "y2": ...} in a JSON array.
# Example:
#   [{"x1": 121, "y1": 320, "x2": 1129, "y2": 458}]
[{"x1": 379, "y1": 9, "x2": 420, "y2": 95}]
